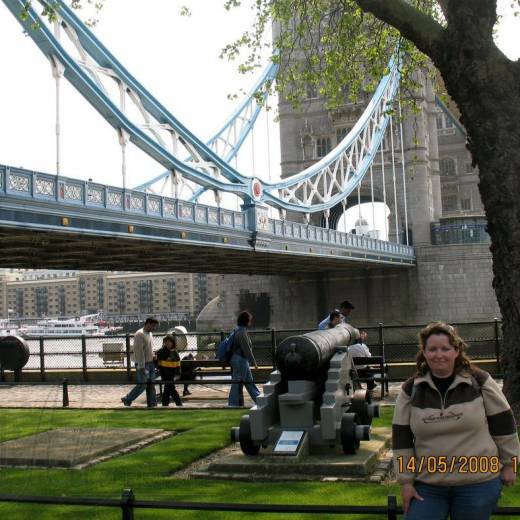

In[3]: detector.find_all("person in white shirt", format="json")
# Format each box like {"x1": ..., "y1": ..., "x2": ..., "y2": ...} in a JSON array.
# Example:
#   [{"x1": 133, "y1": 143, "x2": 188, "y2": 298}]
[
  {"x1": 348, "y1": 330, "x2": 376, "y2": 390},
  {"x1": 121, "y1": 317, "x2": 159, "y2": 407}
]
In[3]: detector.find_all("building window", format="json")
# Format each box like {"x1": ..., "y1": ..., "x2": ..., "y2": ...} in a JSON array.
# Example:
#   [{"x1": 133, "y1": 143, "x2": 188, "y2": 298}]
[
  {"x1": 465, "y1": 162, "x2": 473, "y2": 173},
  {"x1": 167, "y1": 280, "x2": 176, "y2": 311},
  {"x1": 336, "y1": 127, "x2": 349, "y2": 144},
  {"x1": 117, "y1": 282, "x2": 126, "y2": 314},
  {"x1": 138, "y1": 280, "x2": 154, "y2": 314},
  {"x1": 305, "y1": 84, "x2": 318, "y2": 100},
  {"x1": 79, "y1": 278, "x2": 86, "y2": 312},
  {"x1": 16, "y1": 288, "x2": 24, "y2": 318},
  {"x1": 440, "y1": 157, "x2": 456, "y2": 176},
  {"x1": 97, "y1": 277, "x2": 104, "y2": 310},
  {"x1": 316, "y1": 137, "x2": 331, "y2": 158},
  {"x1": 58, "y1": 287, "x2": 66, "y2": 316},
  {"x1": 461, "y1": 198, "x2": 472, "y2": 210},
  {"x1": 442, "y1": 195, "x2": 458, "y2": 213},
  {"x1": 35, "y1": 287, "x2": 48, "y2": 317}
]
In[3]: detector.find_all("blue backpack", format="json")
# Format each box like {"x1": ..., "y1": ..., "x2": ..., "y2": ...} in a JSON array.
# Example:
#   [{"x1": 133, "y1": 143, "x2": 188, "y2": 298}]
[{"x1": 217, "y1": 328, "x2": 238, "y2": 365}]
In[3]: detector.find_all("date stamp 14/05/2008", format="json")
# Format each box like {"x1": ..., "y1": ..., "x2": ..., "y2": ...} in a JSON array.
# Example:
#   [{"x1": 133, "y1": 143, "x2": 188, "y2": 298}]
[{"x1": 396, "y1": 456, "x2": 518, "y2": 474}]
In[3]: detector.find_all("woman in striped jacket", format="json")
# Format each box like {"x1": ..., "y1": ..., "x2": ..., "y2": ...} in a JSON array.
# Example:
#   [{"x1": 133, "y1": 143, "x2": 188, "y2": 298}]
[{"x1": 392, "y1": 322, "x2": 519, "y2": 519}]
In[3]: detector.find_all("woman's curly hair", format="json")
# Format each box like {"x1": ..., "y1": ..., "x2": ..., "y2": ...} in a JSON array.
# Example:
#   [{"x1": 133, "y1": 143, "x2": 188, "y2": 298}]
[{"x1": 415, "y1": 321, "x2": 473, "y2": 376}]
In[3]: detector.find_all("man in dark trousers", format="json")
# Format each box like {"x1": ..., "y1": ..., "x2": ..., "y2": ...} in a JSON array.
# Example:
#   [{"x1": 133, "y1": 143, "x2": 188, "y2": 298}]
[{"x1": 156, "y1": 334, "x2": 183, "y2": 406}]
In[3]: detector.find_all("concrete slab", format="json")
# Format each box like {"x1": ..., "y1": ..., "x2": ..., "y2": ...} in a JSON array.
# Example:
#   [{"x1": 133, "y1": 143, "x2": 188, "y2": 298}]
[
  {"x1": 0, "y1": 427, "x2": 172, "y2": 468},
  {"x1": 192, "y1": 427, "x2": 391, "y2": 482}
]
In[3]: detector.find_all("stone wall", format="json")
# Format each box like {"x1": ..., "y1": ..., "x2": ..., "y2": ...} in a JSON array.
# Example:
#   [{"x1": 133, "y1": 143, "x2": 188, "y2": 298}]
[{"x1": 198, "y1": 244, "x2": 499, "y2": 330}]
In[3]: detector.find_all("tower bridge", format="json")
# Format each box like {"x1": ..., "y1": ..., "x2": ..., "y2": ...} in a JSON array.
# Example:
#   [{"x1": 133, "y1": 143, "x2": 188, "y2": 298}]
[{"x1": 0, "y1": 0, "x2": 499, "y2": 328}]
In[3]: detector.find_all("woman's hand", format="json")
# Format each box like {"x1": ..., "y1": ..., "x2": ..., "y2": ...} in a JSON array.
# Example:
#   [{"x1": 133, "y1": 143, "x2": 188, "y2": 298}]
[
  {"x1": 501, "y1": 464, "x2": 517, "y2": 486},
  {"x1": 400, "y1": 483, "x2": 423, "y2": 513}
]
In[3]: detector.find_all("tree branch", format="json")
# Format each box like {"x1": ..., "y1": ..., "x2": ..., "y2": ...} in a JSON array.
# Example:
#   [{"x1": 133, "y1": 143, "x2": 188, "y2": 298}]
[
  {"x1": 444, "y1": 0, "x2": 497, "y2": 40},
  {"x1": 354, "y1": 0, "x2": 445, "y2": 57},
  {"x1": 436, "y1": 0, "x2": 450, "y2": 19}
]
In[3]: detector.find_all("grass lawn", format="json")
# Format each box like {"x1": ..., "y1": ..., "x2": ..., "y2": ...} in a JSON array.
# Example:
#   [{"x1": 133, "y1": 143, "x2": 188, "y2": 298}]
[{"x1": 0, "y1": 407, "x2": 519, "y2": 519}]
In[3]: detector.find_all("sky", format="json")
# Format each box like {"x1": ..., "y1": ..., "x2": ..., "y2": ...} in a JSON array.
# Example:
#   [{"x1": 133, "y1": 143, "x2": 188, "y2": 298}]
[{"x1": 0, "y1": 0, "x2": 518, "y2": 222}]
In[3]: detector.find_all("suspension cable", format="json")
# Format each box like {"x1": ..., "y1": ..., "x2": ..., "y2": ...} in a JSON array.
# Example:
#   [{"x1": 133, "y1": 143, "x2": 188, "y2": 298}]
[
  {"x1": 398, "y1": 94, "x2": 409, "y2": 245},
  {"x1": 380, "y1": 142, "x2": 388, "y2": 241},
  {"x1": 370, "y1": 164, "x2": 375, "y2": 238},
  {"x1": 390, "y1": 115, "x2": 399, "y2": 244}
]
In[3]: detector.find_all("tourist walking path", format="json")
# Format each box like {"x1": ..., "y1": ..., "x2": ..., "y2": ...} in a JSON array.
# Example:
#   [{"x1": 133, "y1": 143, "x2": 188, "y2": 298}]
[{"x1": 0, "y1": 381, "x2": 404, "y2": 409}]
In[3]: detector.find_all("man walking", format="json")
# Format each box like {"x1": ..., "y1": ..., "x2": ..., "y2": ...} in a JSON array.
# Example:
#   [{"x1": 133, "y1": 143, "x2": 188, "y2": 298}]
[{"x1": 121, "y1": 317, "x2": 159, "y2": 407}]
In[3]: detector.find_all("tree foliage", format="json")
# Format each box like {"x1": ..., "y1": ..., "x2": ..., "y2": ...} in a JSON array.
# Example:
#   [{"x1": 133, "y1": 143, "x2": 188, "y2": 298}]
[{"x1": 221, "y1": 0, "x2": 518, "y2": 109}]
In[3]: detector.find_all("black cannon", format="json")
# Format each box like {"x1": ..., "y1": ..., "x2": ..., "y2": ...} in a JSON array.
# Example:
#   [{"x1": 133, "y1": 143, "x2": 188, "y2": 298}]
[
  {"x1": 231, "y1": 324, "x2": 379, "y2": 457},
  {"x1": 0, "y1": 335, "x2": 30, "y2": 381}
]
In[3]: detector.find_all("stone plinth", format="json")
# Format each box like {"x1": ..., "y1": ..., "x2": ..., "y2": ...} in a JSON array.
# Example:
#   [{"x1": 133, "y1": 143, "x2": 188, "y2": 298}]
[
  {"x1": 192, "y1": 427, "x2": 391, "y2": 482},
  {"x1": 0, "y1": 428, "x2": 172, "y2": 468}
]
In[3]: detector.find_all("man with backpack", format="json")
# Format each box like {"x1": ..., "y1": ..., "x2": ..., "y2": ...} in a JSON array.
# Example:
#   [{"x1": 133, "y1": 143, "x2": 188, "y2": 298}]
[{"x1": 225, "y1": 310, "x2": 260, "y2": 407}]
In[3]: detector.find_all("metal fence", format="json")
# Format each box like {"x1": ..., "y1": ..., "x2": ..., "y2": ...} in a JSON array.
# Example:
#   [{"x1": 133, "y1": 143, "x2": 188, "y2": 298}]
[
  {"x1": 1, "y1": 490, "x2": 520, "y2": 518},
  {"x1": 0, "y1": 320, "x2": 503, "y2": 381}
]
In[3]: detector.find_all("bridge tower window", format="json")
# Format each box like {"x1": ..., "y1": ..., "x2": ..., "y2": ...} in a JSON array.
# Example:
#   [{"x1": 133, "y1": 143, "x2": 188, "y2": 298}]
[
  {"x1": 440, "y1": 157, "x2": 457, "y2": 176},
  {"x1": 316, "y1": 137, "x2": 331, "y2": 158}
]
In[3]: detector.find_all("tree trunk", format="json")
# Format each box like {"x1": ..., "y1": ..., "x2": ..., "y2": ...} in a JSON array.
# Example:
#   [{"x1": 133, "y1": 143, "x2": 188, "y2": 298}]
[{"x1": 433, "y1": 42, "x2": 520, "y2": 410}]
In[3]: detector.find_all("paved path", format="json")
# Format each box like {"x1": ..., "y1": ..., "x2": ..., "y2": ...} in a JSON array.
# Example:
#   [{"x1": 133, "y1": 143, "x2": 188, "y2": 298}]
[{"x1": 0, "y1": 380, "x2": 404, "y2": 409}]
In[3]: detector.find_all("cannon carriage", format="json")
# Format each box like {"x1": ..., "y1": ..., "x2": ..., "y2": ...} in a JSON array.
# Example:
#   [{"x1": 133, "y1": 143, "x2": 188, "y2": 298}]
[{"x1": 231, "y1": 324, "x2": 379, "y2": 457}]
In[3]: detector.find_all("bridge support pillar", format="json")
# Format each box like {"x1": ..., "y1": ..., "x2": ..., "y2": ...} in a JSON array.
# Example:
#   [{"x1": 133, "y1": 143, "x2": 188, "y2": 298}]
[{"x1": 401, "y1": 74, "x2": 439, "y2": 245}]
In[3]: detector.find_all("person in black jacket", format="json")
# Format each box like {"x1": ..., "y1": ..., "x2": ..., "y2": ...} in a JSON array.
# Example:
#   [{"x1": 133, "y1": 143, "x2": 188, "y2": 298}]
[{"x1": 156, "y1": 334, "x2": 182, "y2": 407}]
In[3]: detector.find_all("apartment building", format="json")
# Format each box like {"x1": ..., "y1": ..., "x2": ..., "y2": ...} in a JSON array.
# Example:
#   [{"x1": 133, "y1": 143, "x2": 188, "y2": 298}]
[{"x1": 0, "y1": 270, "x2": 220, "y2": 319}]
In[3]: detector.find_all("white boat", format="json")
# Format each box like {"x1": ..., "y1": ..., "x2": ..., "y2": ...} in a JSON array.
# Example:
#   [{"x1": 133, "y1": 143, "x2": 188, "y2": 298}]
[
  {"x1": 0, "y1": 320, "x2": 19, "y2": 337},
  {"x1": 19, "y1": 318, "x2": 104, "y2": 337}
]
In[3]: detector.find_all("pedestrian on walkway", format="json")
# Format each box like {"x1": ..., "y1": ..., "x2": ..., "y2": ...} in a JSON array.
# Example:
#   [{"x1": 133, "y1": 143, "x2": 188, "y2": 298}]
[
  {"x1": 181, "y1": 352, "x2": 195, "y2": 396},
  {"x1": 156, "y1": 334, "x2": 182, "y2": 407},
  {"x1": 228, "y1": 310, "x2": 260, "y2": 407},
  {"x1": 121, "y1": 317, "x2": 159, "y2": 407}
]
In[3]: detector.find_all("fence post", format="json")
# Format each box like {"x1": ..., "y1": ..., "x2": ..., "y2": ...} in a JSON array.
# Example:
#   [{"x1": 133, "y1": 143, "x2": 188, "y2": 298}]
[
  {"x1": 125, "y1": 335, "x2": 132, "y2": 381},
  {"x1": 378, "y1": 323, "x2": 385, "y2": 359},
  {"x1": 62, "y1": 378, "x2": 69, "y2": 407},
  {"x1": 271, "y1": 328, "x2": 277, "y2": 370},
  {"x1": 494, "y1": 318, "x2": 501, "y2": 373},
  {"x1": 121, "y1": 488, "x2": 135, "y2": 520},
  {"x1": 387, "y1": 495, "x2": 398, "y2": 520},
  {"x1": 39, "y1": 337, "x2": 46, "y2": 382},
  {"x1": 81, "y1": 335, "x2": 88, "y2": 382}
]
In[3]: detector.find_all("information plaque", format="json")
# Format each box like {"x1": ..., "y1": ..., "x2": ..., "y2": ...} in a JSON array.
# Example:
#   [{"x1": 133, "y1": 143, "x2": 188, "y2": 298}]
[{"x1": 273, "y1": 430, "x2": 305, "y2": 455}]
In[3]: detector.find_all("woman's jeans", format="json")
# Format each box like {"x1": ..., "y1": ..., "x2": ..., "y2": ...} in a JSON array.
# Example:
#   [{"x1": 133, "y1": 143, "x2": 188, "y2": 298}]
[
  {"x1": 228, "y1": 354, "x2": 260, "y2": 407},
  {"x1": 405, "y1": 477, "x2": 502, "y2": 520}
]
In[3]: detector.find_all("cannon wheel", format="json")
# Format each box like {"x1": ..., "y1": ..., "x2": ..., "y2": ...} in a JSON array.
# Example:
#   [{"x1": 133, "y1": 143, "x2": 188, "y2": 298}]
[
  {"x1": 238, "y1": 415, "x2": 260, "y2": 456},
  {"x1": 341, "y1": 412, "x2": 360, "y2": 455},
  {"x1": 351, "y1": 389, "x2": 372, "y2": 425}
]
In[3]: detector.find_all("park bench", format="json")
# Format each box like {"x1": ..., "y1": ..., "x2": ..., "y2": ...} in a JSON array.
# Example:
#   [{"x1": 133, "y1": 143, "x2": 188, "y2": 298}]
[
  {"x1": 350, "y1": 355, "x2": 389, "y2": 399},
  {"x1": 98, "y1": 342, "x2": 125, "y2": 367}
]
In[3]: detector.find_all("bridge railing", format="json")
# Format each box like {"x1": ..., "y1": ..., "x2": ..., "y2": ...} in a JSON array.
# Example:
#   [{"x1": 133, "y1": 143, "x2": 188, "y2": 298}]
[
  {"x1": 0, "y1": 164, "x2": 415, "y2": 260},
  {"x1": 0, "y1": 320, "x2": 502, "y2": 382}
]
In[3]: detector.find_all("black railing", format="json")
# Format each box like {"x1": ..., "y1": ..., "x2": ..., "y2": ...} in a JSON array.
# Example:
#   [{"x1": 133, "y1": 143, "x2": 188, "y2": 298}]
[
  {"x1": 0, "y1": 320, "x2": 503, "y2": 382},
  {"x1": 0, "y1": 491, "x2": 401, "y2": 519},
  {"x1": 1, "y1": 490, "x2": 520, "y2": 518}
]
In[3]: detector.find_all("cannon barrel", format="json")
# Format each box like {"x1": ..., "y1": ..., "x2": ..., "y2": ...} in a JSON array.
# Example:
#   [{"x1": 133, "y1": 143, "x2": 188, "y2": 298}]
[
  {"x1": 275, "y1": 324, "x2": 359, "y2": 380},
  {"x1": 0, "y1": 335, "x2": 30, "y2": 371}
]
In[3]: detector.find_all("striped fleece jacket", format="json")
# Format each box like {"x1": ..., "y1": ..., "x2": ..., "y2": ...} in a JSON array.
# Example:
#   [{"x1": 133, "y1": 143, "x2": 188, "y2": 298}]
[{"x1": 392, "y1": 368, "x2": 520, "y2": 486}]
